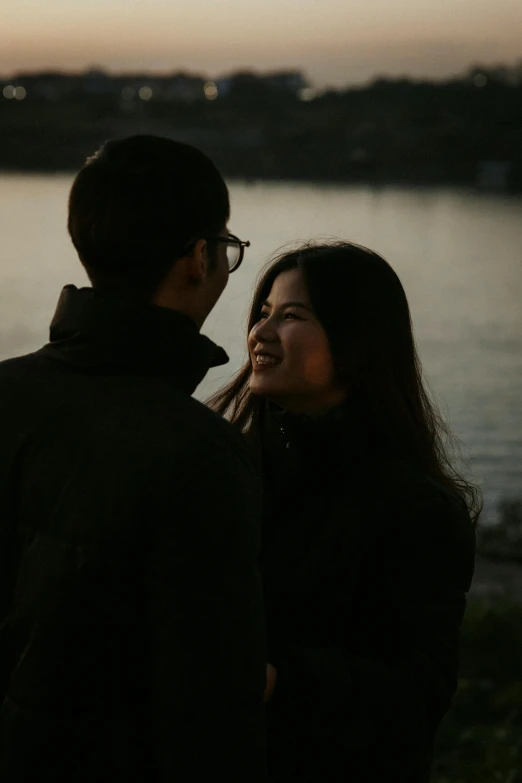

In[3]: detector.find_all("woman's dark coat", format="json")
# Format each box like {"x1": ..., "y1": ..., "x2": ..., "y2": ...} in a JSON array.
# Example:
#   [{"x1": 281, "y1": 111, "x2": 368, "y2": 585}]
[{"x1": 261, "y1": 406, "x2": 475, "y2": 782}]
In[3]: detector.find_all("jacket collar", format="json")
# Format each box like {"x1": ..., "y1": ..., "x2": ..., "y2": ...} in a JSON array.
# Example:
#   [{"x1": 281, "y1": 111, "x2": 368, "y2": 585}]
[
  {"x1": 40, "y1": 285, "x2": 229, "y2": 395},
  {"x1": 262, "y1": 399, "x2": 389, "y2": 473},
  {"x1": 267, "y1": 401, "x2": 348, "y2": 438}
]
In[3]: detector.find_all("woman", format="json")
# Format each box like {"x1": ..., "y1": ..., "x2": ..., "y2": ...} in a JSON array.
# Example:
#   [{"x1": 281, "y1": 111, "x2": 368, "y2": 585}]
[{"x1": 209, "y1": 242, "x2": 478, "y2": 782}]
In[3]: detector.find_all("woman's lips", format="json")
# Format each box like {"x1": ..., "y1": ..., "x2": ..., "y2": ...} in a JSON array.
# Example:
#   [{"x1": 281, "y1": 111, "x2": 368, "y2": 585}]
[{"x1": 252, "y1": 354, "x2": 282, "y2": 372}]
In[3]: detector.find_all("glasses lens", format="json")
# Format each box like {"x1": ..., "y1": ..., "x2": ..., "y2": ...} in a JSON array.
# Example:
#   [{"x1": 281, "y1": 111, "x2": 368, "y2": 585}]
[{"x1": 226, "y1": 242, "x2": 240, "y2": 271}]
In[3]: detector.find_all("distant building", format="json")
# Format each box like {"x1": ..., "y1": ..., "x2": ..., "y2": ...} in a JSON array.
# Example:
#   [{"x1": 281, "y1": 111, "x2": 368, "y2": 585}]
[
  {"x1": 216, "y1": 69, "x2": 308, "y2": 98},
  {"x1": 214, "y1": 77, "x2": 232, "y2": 97},
  {"x1": 82, "y1": 68, "x2": 117, "y2": 95},
  {"x1": 6, "y1": 72, "x2": 79, "y2": 100},
  {"x1": 164, "y1": 73, "x2": 206, "y2": 102},
  {"x1": 2, "y1": 67, "x2": 309, "y2": 104},
  {"x1": 263, "y1": 71, "x2": 308, "y2": 93},
  {"x1": 115, "y1": 72, "x2": 205, "y2": 103}
]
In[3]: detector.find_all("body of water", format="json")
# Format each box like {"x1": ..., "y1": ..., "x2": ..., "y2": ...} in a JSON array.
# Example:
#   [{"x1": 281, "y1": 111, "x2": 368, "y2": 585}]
[{"x1": 1, "y1": 173, "x2": 521, "y2": 523}]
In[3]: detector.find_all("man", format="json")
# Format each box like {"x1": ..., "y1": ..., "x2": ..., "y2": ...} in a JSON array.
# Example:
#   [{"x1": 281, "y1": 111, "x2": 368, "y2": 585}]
[{"x1": 0, "y1": 136, "x2": 266, "y2": 781}]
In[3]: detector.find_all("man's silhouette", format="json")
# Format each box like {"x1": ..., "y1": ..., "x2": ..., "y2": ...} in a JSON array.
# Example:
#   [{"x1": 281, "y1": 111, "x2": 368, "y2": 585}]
[{"x1": 0, "y1": 136, "x2": 266, "y2": 782}]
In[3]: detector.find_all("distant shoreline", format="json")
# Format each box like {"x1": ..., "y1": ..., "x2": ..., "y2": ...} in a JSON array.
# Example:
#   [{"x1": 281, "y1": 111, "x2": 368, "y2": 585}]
[
  {"x1": 1, "y1": 71, "x2": 521, "y2": 191},
  {"x1": 1, "y1": 163, "x2": 520, "y2": 194}
]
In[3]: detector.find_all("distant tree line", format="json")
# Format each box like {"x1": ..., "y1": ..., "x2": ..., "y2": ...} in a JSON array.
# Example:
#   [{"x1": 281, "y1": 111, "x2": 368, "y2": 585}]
[{"x1": 1, "y1": 62, "x2": 521, "y2": 188}]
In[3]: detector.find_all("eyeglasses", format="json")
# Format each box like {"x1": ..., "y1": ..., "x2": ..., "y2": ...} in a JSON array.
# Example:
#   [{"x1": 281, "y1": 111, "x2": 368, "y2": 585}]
[{"x1": 204, "y1": 233, "x2": 251, "y2": 273}]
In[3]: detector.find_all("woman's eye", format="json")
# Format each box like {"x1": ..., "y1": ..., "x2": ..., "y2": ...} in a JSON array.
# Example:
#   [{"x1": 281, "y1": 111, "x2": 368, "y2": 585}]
[{"x1": 258, "y1": 311, "x2": 301, "y2": 321}]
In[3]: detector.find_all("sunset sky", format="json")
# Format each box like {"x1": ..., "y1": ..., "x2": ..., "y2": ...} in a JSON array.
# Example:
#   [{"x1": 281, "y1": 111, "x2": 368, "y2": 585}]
[{"x1": 3, "y1": 0, "x2": 521, "y2": 87}]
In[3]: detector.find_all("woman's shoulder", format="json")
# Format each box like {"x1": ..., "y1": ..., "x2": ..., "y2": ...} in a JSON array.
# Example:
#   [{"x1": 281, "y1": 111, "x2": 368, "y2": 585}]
[
  {"x1": 357, "y1": 457, "x2": 474, "y2": 537},
  {"x1": 348, "y1": 458, "x2": 475, "y2": 587},
  {"x1": 370, "y1": 457, "x2": 447, "y2": 495}
]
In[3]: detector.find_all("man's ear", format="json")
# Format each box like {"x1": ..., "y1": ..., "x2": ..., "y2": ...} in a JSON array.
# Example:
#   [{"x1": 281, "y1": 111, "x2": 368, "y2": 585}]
[{"x1": 184, "y1": 239, "x2": 208, "y2": 284}]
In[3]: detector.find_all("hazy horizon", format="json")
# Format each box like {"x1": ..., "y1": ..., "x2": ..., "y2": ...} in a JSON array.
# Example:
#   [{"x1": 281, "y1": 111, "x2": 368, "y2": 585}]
[{"x1": 3, "y1": 0, "x2": 522, "y2": 88}]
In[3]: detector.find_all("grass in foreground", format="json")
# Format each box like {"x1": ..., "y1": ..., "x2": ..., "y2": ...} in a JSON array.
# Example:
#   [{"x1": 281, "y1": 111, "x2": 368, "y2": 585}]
[{"x1": 433, "y1": 599, "x2": 522, "y2": 783}]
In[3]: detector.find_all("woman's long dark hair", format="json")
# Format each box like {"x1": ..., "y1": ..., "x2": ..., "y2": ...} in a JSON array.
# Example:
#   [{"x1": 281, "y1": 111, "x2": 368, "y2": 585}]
[{"x1": 208, "y1": 241, "x2": 481, "y2": 524}]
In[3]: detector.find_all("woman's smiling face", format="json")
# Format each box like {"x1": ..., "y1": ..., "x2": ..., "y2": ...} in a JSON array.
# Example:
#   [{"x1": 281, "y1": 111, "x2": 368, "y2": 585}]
[{"x1": 248, "y1": 268, "x2": 346, "y2": 414}]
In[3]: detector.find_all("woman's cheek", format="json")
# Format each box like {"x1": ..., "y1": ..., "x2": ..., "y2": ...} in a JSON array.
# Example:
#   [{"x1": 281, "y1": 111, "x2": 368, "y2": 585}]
[{"x1": 301, "y1": 350, "x2": 336, "y2": 387}]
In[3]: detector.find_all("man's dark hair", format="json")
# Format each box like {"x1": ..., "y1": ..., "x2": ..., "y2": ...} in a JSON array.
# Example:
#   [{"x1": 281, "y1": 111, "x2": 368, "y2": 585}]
[{"x1": 68, "y1": 135, "x2": 230, "y2": 298}]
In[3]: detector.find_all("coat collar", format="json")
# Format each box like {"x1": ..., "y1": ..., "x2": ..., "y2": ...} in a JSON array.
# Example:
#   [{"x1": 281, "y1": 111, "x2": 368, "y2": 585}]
[
  {"x1": 267, "y1": 401, "x2": 348, "y2": 438},
  {"x1": 262, "y1": 399, "x2": 390, "y2": 474},
  {"x1": 40, "y1": 285, "x2": 229, "y2": 395}
]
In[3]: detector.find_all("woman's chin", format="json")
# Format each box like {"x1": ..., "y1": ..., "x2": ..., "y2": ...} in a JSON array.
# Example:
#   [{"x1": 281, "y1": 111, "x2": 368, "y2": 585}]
[{"x1": 249, "y1": 377, "x2": 280, "y2": 398}]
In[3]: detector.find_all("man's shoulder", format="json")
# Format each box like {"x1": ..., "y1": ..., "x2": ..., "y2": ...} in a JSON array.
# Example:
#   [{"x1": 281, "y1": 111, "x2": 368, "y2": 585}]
[
  {"x1": 0, "y1": 351, "x2": 50, "y2": 399},
  {"x1": 0, "y1": 351, "x2": 41, "y2": 375},
  {"x1": 163, "y1": 395, "x2": 255, "y2": 471},
  {"x1": 150, "y1": 399, "x2": 261, "y2": 527},
  {"x1": 0, "y1": 350, "x2": 253, "y2": 469},
  {"x1": 173, "y1": 393, "x2": 245, "y2": 445}
]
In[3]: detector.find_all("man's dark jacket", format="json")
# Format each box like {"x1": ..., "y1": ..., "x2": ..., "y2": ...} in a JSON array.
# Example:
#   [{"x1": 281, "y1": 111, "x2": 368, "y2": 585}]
[{"x1": 0, "y1": 286, "x2": 266, "y2": 782}]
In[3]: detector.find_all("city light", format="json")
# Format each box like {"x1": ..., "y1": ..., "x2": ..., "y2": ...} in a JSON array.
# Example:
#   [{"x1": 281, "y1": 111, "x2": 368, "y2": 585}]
[
  {"x1": 139, "y1": 86, "x2": 153, "y2": 101},
  {"x1": 204, "y1": 81, "x2": 218, "y2": 100},
  {"x1": 3, "y1": 85, "x2": 27, "y2": 100},
  {"x1": 121, "y1": 86, "x2": 135, "y2": 100},
  {"x1": 473, "y1": 73, "x2": 487, "y2": 87},
  {"x1": 298, "y1": 87, "x2": 316, "y2": 102}
]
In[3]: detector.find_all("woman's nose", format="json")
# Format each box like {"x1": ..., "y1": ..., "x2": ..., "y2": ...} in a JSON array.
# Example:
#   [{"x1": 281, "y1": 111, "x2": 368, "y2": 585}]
[{"x1": 251, "y1": 316, "x2": 278, "y2": 343}]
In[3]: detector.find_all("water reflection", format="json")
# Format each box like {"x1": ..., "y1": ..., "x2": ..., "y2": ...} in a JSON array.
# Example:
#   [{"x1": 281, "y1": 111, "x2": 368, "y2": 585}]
[{"x1": 0, "y1": 174, "x2": 520, "y2": 522}]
